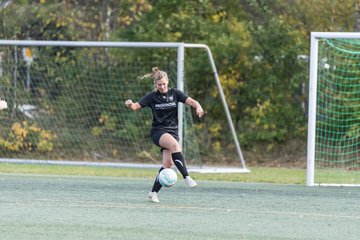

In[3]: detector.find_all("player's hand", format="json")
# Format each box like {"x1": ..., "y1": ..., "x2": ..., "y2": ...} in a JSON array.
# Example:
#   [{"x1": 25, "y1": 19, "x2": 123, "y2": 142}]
[
  {"x1": 196, "y1": 106, "x2": 204, "y2": 118},
  {"x1": 125, "y1": 99, "x2": 133, "y2": 108}
]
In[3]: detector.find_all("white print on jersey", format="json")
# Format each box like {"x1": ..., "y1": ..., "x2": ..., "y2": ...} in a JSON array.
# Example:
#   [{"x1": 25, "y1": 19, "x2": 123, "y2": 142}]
[{"x1": 155, "y1": 102, "x2": 176, "y2": 109}]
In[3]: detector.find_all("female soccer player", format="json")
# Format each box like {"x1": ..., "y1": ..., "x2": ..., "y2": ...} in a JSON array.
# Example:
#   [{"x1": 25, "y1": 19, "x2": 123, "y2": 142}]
[{"x1": 125, "y1": 67, "x2": 204, "y2": 203}]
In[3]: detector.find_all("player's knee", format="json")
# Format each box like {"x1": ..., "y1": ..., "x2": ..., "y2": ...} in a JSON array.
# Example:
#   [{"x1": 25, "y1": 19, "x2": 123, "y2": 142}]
[
  {"x1": 162, "y1": 161, "x2": 173, "y2": 168},
  {"x1": 168, "y1": 142, "x2": 181, "y2": 153}
]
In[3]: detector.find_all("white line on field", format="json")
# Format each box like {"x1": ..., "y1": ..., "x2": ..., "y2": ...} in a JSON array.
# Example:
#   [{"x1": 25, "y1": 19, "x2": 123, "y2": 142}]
[{"x1": 1, "y1": 199, "x2": 359, "y2": 220}]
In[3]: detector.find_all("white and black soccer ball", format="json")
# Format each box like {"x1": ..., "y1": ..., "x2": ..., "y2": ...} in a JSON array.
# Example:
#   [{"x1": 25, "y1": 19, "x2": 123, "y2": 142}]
[{"x1": 158, "y1": 168, "x2": 177, "y2": 187}]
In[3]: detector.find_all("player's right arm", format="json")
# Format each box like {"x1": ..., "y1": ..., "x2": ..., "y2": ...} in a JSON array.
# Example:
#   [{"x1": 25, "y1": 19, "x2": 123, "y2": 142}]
[{"x1": 125, "y1": 99, "x2": 141, "y2": 111}]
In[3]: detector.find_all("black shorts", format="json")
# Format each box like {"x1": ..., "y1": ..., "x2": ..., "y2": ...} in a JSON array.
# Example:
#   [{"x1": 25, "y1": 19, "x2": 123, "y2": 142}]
[{"x1": 151, "y1": 128, "x2": 179, "y2": 148}]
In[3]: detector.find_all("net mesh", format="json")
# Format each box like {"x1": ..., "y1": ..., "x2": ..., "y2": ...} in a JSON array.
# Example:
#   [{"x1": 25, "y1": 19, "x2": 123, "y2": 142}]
[
  {"x1": 0, "y1": 45, "x2": 201, "y2": 165},
  {"x1": 316, "y1": 38, "x2": 360, "y2": 170}
]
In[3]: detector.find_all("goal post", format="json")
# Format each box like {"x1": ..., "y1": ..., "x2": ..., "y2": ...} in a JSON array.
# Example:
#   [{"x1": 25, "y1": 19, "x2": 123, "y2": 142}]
[
  {"x1": 0, "y1": 40, "x2": 249, "y2": 173},
  {"x1": 307, "y1": 32, "x2": 360, "y2": 186}
]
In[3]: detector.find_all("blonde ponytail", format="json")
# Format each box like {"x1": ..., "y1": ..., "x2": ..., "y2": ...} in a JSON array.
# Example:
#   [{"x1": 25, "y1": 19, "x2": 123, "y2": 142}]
[{"x1": 140, "y1": 67, "x2": 169, "y2": 91}]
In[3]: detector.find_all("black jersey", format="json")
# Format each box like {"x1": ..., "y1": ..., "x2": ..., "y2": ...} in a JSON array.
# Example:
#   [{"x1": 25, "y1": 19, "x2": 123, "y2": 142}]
[{"x1": 139, "y1": 88, "x2": 188, "y2": 131}]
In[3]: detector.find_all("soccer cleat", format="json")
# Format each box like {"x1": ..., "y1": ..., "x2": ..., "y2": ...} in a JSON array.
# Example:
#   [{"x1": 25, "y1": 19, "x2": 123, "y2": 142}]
[
  {"x1": 148, "y1": 191, "x2": 160, "y2": 203},
  {"x1": 185, "y1": 176, "x2": 197, "y2": 188}
]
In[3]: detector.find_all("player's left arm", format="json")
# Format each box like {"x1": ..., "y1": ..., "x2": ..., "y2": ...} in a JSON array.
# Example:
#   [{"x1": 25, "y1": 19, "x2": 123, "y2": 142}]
[{"x1": 185, "y1": 97, "x2": 204, "y2": 118}]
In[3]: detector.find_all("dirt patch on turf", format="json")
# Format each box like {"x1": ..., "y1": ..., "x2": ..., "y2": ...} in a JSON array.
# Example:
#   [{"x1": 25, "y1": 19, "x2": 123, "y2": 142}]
[{"x1": 243, "y1": 139, "x2": 307, "y2": 168}]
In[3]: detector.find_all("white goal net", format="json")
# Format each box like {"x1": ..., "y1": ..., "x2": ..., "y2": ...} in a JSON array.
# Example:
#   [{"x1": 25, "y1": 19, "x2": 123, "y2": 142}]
[{"x1": 0, "y1": 40, "x2": 248, "y2": 173}]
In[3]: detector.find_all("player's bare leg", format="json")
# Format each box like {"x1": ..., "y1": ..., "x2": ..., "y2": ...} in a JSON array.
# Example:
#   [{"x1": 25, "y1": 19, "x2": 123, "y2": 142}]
[{"x1": 159, "y1": 133, "x2": 197, "y2": 188}]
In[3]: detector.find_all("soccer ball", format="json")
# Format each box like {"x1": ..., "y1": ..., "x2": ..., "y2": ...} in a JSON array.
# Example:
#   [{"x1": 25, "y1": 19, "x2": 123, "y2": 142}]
[{"x1": 158, "y1": 168, "x2": 177, "y2": 187}]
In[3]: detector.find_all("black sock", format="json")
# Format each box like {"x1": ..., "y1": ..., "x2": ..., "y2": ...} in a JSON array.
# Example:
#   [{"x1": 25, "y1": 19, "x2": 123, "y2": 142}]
[
  {"x1": 172, "y1": 152, "x2": 189, "y2": 179},
  {"x1": 151, "y1": 167, "x2": 164, "y2": 193}
]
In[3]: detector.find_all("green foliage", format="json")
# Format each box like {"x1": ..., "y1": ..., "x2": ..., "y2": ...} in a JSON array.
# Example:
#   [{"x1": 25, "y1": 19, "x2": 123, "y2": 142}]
[
  {"x1": 2, "y1": 0, "x2": 360, "y2": 162},
  {"x1": 236, "y1": 2, "x2": 308, "y2": 146},
  {"x1": 0, "y1": 121, "x2": 56, "y2": 153}
]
